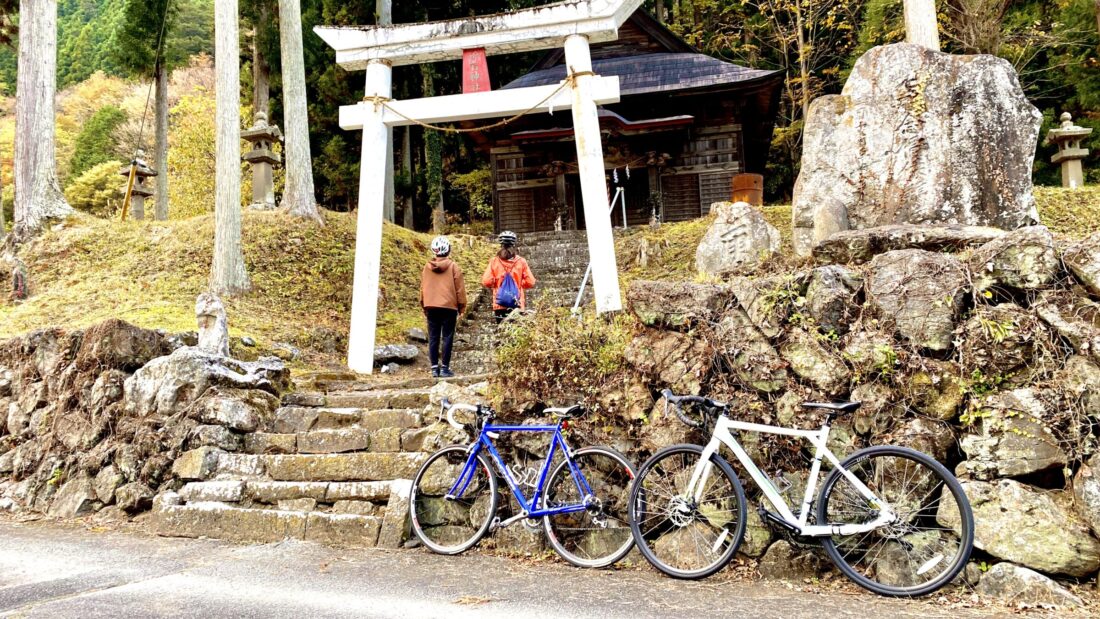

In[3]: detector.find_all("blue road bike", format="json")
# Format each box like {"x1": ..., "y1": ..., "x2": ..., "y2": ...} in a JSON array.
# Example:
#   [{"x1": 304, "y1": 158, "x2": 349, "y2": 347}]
[{"x1": 409, "y1": 399, "x2": 637, "y2": 568}]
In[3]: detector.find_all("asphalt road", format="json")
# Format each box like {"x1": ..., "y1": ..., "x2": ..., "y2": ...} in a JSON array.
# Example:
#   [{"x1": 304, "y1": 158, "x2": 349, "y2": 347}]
[{"x1": 0, "y1": 518, "x2": 1022, "y2": 619}]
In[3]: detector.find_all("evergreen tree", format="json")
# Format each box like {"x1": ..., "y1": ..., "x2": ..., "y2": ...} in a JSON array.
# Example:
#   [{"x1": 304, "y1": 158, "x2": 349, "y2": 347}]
[
  {"x1": 112, "y1": 0, "x2": 179, "y2": 220},
  {"x1": 13, "y1": 0, "x2": 75, "y2": 243},
  {"x1": 69, "y1": 105, "x2": 127, "y2": 180}
]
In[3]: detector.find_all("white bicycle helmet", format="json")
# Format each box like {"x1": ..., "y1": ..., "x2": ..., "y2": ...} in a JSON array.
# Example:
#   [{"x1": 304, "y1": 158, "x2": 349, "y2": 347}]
[
  {"x1": 498, "y1": 230, "x2": 518, "y2": 246},
  {"x1": 430, "y1": 236, "x2": 451, "y2": 257}
]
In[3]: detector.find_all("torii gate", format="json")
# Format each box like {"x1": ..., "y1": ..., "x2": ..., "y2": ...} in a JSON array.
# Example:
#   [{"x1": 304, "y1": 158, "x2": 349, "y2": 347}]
[{"x1": 316, "y1": 0, "x2": 641, "y2": 374}]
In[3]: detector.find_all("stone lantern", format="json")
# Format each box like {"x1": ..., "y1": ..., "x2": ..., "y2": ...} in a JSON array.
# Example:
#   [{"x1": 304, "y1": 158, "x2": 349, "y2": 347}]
[
  {"x1": 241, "y1": 111, "x2": 283, "y2": 210},
  {"x1": 1045, "y1": 112, "x2": 1092, "y2": 188},
  {"x1": 119, "y1": 150, "x2": 157, "y2": 220}
]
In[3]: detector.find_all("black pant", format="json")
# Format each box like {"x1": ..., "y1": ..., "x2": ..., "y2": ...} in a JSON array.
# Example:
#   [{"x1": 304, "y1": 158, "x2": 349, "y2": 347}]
[
  {"x1": 426, "y1": 308, "x2": 458, "y2": 368},
  {"x1": 494, "y1": 308, "x2": 515, "y2": 324}
]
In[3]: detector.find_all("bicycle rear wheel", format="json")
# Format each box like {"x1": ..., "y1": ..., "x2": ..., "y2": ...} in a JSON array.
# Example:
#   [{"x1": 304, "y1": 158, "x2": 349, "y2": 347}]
[
  {"x1": 542, "y1": 446, "x2": 637, "y2": 568},
  {"x1": 410, "y1": 445, "x2": 499, "y2": 555},
  {"x1": 816, "y1": 445, "x2": 974, "y2": 597},
  {"x1": 628, "y1": 444, "x2": 747, "y2": 579}
]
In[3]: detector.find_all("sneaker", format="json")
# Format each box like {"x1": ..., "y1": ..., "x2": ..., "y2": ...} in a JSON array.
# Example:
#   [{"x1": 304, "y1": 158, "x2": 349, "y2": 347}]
[
  {"x1": 430, "y1": 366, "x2": 440, "y2": 378},
  {"x1": 439, "y1": 367, "x2": 455, "y2": 378}
]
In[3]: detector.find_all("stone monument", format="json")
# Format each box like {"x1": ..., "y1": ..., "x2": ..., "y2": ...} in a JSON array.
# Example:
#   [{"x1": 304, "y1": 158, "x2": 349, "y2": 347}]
[
  {"x1": 1045, "y1": 112, "x2": 1092, "y2": 189},
  {"x1": 119, "y1": 150, "x2": 157, "y2": 220},
  {"x1": 792, "y1": 43, "x2": 1042, "y2": 257},
  {"x1": 241, "y1": 112, "x2": 283, "y2": 210}
]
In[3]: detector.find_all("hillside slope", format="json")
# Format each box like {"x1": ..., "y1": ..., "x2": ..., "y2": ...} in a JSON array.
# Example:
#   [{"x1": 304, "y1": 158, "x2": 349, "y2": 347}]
[
  {"x1": 0, "y1": 212, "x2": 494, "y2": 366},
  {"x1": 2, "y1": 188, "x2": 1096, "y2": 367}
]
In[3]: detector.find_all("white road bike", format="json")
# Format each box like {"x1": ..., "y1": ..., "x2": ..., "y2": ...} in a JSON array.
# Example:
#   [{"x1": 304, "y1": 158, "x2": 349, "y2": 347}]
[{"x1": 628, "y1": 390, "x2": 974, "y2": 597}]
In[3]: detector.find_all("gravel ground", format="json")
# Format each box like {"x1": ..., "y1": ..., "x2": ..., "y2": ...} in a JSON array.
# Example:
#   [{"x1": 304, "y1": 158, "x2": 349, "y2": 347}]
[{"x1": 0, "y1": 516, "x2": 1085, "y2": 618}]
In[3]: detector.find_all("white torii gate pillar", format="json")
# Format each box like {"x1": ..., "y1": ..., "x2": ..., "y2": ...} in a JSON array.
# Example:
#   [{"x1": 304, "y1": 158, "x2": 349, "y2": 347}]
[
  {"x1": 347, "y1": 59, "x2": 393, "y2": 373},
  {"x1": 565, "y1": 34, "x2": 622, "y2": 313}
]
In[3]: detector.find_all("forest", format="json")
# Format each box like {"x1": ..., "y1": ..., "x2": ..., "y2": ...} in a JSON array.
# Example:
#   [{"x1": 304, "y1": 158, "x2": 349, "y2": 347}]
[{"x1": 0, "y1": 0, "x2": 1096, "y2": 227}]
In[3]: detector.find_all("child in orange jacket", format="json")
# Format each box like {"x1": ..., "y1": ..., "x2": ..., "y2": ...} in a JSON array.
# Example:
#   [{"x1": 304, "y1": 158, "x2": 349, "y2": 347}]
[{"x1": 481, "y1": 230, "x2": 535, "y2": 324}]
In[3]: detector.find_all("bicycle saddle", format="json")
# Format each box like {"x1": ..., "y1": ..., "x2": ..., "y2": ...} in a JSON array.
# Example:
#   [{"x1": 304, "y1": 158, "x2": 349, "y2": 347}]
[
  {"x1": 801, "y1": 401, "x2": 861, "y2": 415},
  {"x1": 545, "y1": 405, "x2": 584, "y2": 419}
]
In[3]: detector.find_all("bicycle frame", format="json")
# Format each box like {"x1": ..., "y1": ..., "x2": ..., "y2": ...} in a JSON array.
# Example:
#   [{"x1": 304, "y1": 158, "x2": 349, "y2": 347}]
[
  {"x1": 687, "y1": 415, "x2": 897, "y2": 537},
  {"x1": 447, "y1": 422, "x2": 595, "y2": 520}
]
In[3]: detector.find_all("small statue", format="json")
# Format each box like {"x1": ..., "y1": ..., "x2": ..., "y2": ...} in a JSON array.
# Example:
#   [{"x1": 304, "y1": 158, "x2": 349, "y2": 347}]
[{"x1": 195, "y1": 292, "x2": 230, "y2": 357}]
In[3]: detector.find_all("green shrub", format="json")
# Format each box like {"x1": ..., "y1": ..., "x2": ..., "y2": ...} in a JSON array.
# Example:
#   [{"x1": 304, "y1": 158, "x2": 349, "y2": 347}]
[
  {"x1": 64, "y1": 160, "x2": 125, "y2": 217},
  {"x1": 451, "y1": 166, "x2": 493, "y2": 219},
  {"x1": 69, "y1": 105, "x2": 127, "y2": 182},
  {"x1": 494, "y1": 309, "x2": 634, "y2": 414}
]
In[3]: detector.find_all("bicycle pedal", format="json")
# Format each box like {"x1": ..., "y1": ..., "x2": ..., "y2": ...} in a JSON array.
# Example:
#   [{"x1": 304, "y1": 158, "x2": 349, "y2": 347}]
[{"x1": 489, "y1": 516, "x2": 503, "y2": 532}]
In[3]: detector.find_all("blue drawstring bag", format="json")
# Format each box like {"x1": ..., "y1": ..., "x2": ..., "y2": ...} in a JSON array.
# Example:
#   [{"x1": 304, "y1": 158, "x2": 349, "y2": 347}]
[{"x1": 495, "y1": 267, "x2": 521, "y2": 309}]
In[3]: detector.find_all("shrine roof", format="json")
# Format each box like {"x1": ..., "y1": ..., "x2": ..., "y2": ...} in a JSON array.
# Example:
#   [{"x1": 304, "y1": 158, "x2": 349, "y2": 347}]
[{"x1": 503, "y1": 52, "x2": 781, "y2": 97}]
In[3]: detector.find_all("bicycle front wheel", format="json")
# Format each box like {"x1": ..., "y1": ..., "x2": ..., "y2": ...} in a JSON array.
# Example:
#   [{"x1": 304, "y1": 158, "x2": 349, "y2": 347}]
[
  {"x1": 816, "y1": 445, "x2": 974, "y2": 597},
  {"x1": 628, "y1": 444, "x2": 747, "y2": 579},
  {"x1": 410, "y1": 445, "x2": 499, "y2": 555},
  {"x1": 542, "y1": 446, "x2": 637, "y2": 568}
]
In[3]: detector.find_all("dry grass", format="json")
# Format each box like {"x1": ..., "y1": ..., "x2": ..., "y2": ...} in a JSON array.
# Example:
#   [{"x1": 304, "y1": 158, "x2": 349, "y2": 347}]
[{"x1": 0, "y1": 211, "x2": 494, "y2": 365}]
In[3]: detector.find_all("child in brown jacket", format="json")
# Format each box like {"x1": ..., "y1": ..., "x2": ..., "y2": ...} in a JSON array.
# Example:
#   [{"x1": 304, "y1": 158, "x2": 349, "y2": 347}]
[{"x1": 420, "y1": 236, "x2": 467, "y2": 378}]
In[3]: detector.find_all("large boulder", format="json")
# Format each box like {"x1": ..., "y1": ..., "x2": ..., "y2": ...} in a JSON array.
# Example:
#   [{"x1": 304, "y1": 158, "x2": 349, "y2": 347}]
[
  {"x1": 969, "y1": 226, "x2": 1059, "y2": 292},
  {"x1": 1063, "y1": 231, "x2": 1100, "y2": 297},
  {"x1": 1073, "y1": 453, "x2": 1100, "y2": 537},
  {"x1": 626, "y1": 280, "x2": 729, "y2": 329},
  {"x1": 958, "y1": 389, "x2": 1067, "y2": 480},
  {"x1": 123, "y1": 348, "x2": 288, "y2": 417},
  {"x1": 624, "y1": 330, "x2": 710, "y2": 395},
  {"x1": 1057, "y1": 355, "x2": 1100, "y2": 420},
  {"x1": 728, "y1": 273, "x2": 809, "y2": 339},
  {"x1": 713, "y1": 308, "x2": 788, "y2": 393},
  {"x1": 976, "y1": 563, "x2": 1083, "y2": 608},
  {"x1": 779, "y1": 329, "x2": 850, "y2": 395},
  {"x1": 696, "y1": 201, "x2": 780, "y2": 277},
  {"x1": 75, "y1": 319, "x2": 167, "y2": 372},
  {"x1": 940, "y1": 479, "x2": 1100, "y2": 577},
  {"x1": 805, "y1": 266, "x2": 862, "y2": 336},
  {"x1": 866, "y1": 250, "x2": 967, "y2": 351},
  {"x1": 957, "y1": 304, "x2": 1046, "y2": 380},
  {"x1": 903, "y1": 358, "x2": 965, "y2": 421},
  {"x1": 812, "y1": 224, "x2": 1003, "y2": 264},
  {"x1": 792, "y1": 43, "x2": 1041, "y2": 257}
]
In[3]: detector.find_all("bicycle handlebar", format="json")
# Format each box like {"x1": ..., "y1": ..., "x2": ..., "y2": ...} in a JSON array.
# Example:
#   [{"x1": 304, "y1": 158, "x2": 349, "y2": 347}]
[
  {"x1": 441, "y1": 397, "x2": 485, "y2": 430},
  {"x1": 660, "y1": 389, "x2": 726, "y2": 429}
]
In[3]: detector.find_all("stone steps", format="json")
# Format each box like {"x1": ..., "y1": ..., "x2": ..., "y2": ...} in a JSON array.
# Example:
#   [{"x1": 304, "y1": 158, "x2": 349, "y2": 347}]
[{"x1": 157, "y1": 381, "x2": 442, "y2": 548}]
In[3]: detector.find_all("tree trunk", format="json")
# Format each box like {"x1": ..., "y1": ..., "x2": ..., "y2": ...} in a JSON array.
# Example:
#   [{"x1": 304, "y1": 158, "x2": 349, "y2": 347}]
[
  {"x1": 378, "y1": 0, "x2": 395, "y2": 223},
  {"x1": 13, "y1": 0, "x2": 73, "y2": 243},
  {"x1": 154, "y1": 61, "x2": 169, "y2": 220},
  {"x1": 655, "y1": 0, "x2": 665, "y2": 23},
  {"x1": 904, "y1": 0, "x2": 941, "y2": 51},
  {"x1": 794, "y1": 1, "x2": 810, "y2": 123},
  {"x1": 278, "y1": 0, "x2": 322, "y2": 222},
  {"x1": 211, "y1": 0, "x2": 250, "y2": 296},
  {"x1": 402, "y1": 126, "x2": 414, "y2": 229},
  {"x1": 252, "y1": 4, "x2": 270, "y2": 116},
  {"x1": 422, "y1": 66, "x2": 444, "y2": 234}
]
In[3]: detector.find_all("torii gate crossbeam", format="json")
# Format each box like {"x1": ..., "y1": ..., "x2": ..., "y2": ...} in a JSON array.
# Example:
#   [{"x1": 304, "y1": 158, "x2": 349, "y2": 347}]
[{"x1": 315, "y1": 0, "x2": 642, "y2": 374}]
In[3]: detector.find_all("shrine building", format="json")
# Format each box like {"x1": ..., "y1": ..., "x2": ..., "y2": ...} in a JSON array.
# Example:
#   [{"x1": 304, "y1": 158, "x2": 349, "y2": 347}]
[{"x1": 479, "y1": 9, "x2": 783, "y2": 233}]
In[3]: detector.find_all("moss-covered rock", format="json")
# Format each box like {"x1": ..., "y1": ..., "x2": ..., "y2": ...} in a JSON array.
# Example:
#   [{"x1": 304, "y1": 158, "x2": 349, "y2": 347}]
[{"x1": 779, "y1": 329, "x2": 850, "y2": 395}]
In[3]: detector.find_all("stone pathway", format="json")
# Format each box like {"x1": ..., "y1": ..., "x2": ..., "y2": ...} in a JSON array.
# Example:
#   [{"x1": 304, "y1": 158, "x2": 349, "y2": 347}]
[{"x1": 1, "y1": 518, "x2": 1045, "y2": 619}]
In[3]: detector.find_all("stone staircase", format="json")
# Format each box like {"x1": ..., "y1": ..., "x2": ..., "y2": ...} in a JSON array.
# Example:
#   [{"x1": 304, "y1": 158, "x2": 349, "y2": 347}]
[
  {"x1": 155, "y1": 379, "x2": 461, "y2": 549},
  {"x1": 452, "y1": 231, "x2": 594, "y2": 375},
  {"x1": 156, "y1": 373, "x2": 548, "y2": 554}
]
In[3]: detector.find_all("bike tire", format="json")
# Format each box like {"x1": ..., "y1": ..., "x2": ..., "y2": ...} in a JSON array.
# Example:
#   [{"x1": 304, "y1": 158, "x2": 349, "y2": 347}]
[
  {"x1": 542, "y1": 446, "x2": 637, "y2": 568},
  {"x1": 409, "y1": 445, "x2": 499, "y2": 555},
  {"x1": 628, "y1": 444, "x2": 747, "y2": 580},
  {"x1": 816, "y1": 445, "x2": 974, "y2": 597}
]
